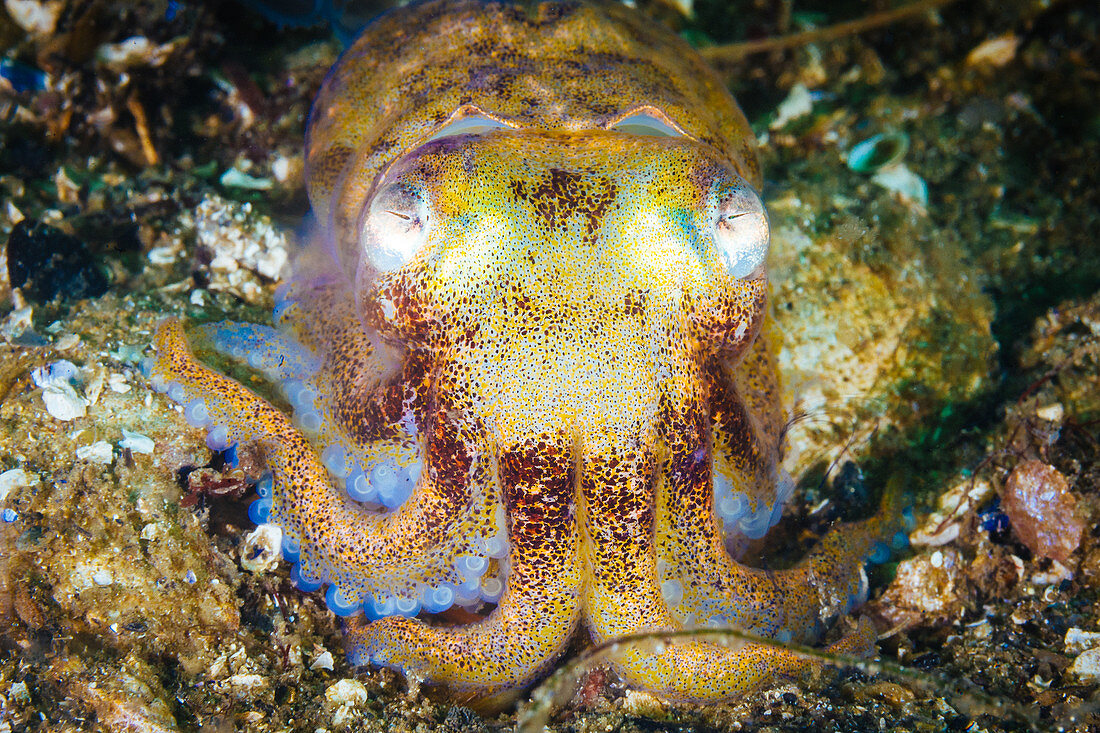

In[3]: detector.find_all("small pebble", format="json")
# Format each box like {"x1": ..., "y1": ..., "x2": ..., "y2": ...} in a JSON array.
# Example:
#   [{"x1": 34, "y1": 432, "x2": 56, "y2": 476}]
[
  {"x1": 310, "y1": 650, "x2": 335, "y2": 671},
  {"x1": 220, "y1": 167, "x2": 274, "y2": 191},
  {"x1": 107, "y1": 373, "x2": 132, "y2": 393},
  {"x1": 223, "y1": 673, "x2": 267, "y2": 694},
  {"x1": 622, "y1": 689, "x2": 667, "y2": 718},
  {"x1": 325, "y1": 678, "x2": 369, "y2": 707},
  {"x1": 1070, "y1": 648, "x2": 1100, "y2": 682},
  {"x1": 965, "y1": 33, "x2": 1021, "y2": 69},
  {"x1": 770, "y1": 83, "x2": 813, "y2": 130},
  {"x1": 871, "y1": 163, "x2": 928, "y2": 207},
  {"x1": 271, "y1": 155, "x2": 292, "y2": 182},
  {"x1": 5, "y1": 0, "x2": 62, "y2": 37},
  {"x1": 95, "y1": 36, "x2": 181, "y2": 70},
  {"x1": 1035, "y1": 403, "x2": 1065, "y2": 423},
  {"x1": 55, "y1": 333, "x2": 80, "y2": 351},
  {"x1": 1001, "y1": 460, "x2": 1083, "y2": 563},
  {"x1": 1065, "y1": 628, "x2": 1100, "y2": 654},
  {"x1": 0, "y1": 468, "x2": 37, "y2": 501},
  {"x1": 241, "y1": 523, "x2": 283, "y2": 574},
  {"x1": 861, "y1": 681, "x2": 916, "y2": 706},
  {"x1": 119, "y1": 428, "x2": 155, "y2": 455},
  {"x1": 75, "y1": 440, "x2": 113, "y2": 464},
  {"x1": 9, "y1": 680, "x2": 30, "y2": 704},
  {"x1": 147, "y1": 246, "x2": 178, "y2": 265}
]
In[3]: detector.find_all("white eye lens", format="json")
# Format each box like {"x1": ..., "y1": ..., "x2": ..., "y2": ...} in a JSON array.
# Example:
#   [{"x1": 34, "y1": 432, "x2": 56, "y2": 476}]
[
  {"x1": 713, "y1": 183, "x2": 769, "y2": 279},
  {"x1": 362, "y1": 183, "x2": 429, "y2": 271},
  {"x1": 610, "y1": 113, "x2": 683, "y2": 137}
]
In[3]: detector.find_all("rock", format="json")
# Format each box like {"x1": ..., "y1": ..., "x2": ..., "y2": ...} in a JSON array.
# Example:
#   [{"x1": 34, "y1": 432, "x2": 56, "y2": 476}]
[
  {"x1": 119, "y1": 428, "x2": 155, "y2": 455},
  {"x1": 0, "y1": 468, "x2": 36, "y2": 502},
  {"x1": 240, "y1": 523, "x2": 283, "y2": 574},
  {"x1": 965, "y1": 34, "x2": 1021, "y2": 69},
  {"x1": 766, "y1": 152, "x2": 996, "y2": 480},
  {"x1": 193, "y1": 195, "x2": 290, "y2": 304},
  {"x1": 31, "y1": 360, "x2": 89, "y2": 421},
  {"x1": 325, "y1": 678, "x2": 369, "y2": 707},
  {"x1": 1000, "y1": 460, "x2": 1083, "y2": 563},
  {"x1": 1069, "y1": 648, "x2": 1100, "y2": 683},
  {"x1": 6, "y1": 220, "x2": 109, "y2": 303},
  {"x1": 1065, "y1": 628, "x2": 1100, "y2": 654},
  {"x1": 4, "y1": 0, "x2": 62, "y2": 37},
  {"x1": 871, "y1": 549, "x2": 967, "y2": 629}
]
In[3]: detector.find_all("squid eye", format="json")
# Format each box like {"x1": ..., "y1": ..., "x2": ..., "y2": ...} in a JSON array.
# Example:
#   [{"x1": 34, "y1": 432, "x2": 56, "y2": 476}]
[
  {"x1": 609, "y1": 113, "x2": 684, "y2": 137},
  {"x1": 361, "y1": 182, "x2": 430, "y2": 271},
  {"x1": 713, "y1": 183, "x2": 769, "y2": 279},
  {"x1": 427, "y1": 114, "x2": 508, "y2": 142}
]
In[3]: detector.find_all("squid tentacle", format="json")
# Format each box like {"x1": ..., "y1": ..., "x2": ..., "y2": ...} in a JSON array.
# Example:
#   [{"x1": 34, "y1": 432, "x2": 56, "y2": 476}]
[
  {"x1": 147, "y1": 318, "x2": 500, "y2": 617},
  {"x1": 658, "y1": 401, "x2": 909, "y2": 645},
  {"x1": 581, "y1": 437, "x2": 890, "y2": 701},
  {"x1": 344, "y1": 437, "x2": 583, "y2": 699}
]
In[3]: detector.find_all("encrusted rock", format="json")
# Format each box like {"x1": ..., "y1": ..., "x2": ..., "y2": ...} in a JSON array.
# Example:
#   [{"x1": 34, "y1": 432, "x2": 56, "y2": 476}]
[
  {"x1": 193, "y1": 195, "x2": 290, "y2": 304},
  {"x1": 767, "y1": 195, "x2": 996, "y2": 477},
  {"x1": 1065, "y1": 628, "x2": 1100, "y2": 654},
  {"x1": 1000, "y1": 460, "x2": 1083, "y2": 563},
  {"x1": 872, "y1": 548, "x2": 967, "y2": 629},
  {"x1": 240, "y1": 523, "x2": 283, "y2": 574},
  {"x1": 1069, "y1": 648, "x2": 1100, "y2": 683},
  {"x1": 325, "y1": 678, "x2": 371, "y2": 728}
]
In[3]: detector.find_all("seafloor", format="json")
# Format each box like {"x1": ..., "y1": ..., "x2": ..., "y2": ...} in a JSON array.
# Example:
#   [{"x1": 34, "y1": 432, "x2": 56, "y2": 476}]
[{"x1": 0, "y1": 0, "x2": 1097, "y2": 731}]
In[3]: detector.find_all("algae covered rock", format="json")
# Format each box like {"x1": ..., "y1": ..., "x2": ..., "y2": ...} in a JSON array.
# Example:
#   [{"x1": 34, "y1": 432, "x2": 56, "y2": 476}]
[
  {"x1": 0, "y1": 330, "x2": 241, "y2": 670},
  {"x1": 765, "y1": 168, "x2": 997, "y2": 482}
]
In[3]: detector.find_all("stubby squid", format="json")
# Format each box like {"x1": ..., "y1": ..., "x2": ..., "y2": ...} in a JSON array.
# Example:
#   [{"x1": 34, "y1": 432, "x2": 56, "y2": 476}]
[{"x1": 148, "y1": 0, "x2": 907, "y2": 705}]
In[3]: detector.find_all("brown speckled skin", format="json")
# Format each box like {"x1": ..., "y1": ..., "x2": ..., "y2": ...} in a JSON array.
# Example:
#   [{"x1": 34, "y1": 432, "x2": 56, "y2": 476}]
[{"x1": 150, "y1": 0, "x2": 902, "y2": 705}]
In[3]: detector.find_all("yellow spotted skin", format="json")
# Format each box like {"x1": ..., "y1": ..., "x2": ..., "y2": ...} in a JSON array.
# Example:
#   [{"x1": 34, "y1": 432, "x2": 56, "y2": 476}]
[{"x1": 148, "y1": 0, "x2": 906, "y2": 705}]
